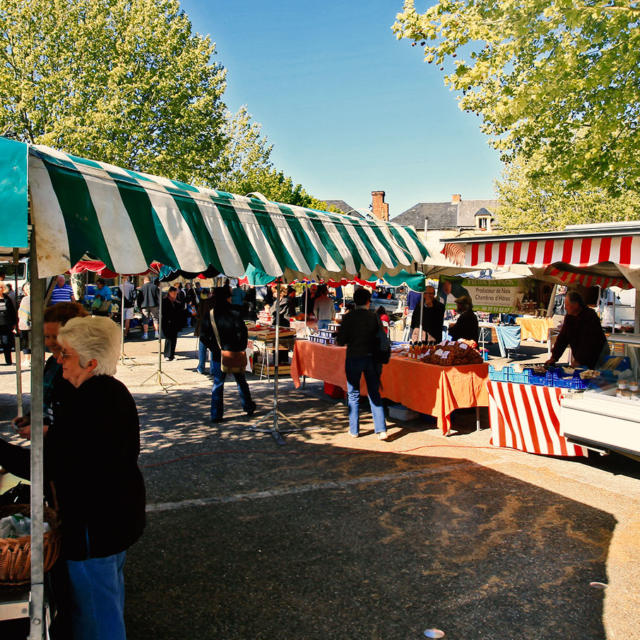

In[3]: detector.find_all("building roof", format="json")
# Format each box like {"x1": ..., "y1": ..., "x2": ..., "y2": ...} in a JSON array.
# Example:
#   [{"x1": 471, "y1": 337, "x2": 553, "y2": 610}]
[
  {"x1": 322, "y1": 200, "x2": 358, "y2": 215},
  {"x1": 392, "y1": 199, "x2": 498, "y2": 230}
]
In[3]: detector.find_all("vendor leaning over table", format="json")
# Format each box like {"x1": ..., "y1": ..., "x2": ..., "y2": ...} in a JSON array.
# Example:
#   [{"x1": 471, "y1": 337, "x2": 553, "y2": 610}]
[
  {"x1": 410, "y1": 285, "x2": 445, "y2": 343},
  {"x1": 447, "y1": 295, "x2": 479, "y2": 342},
  {"x1": 546, "y1": 290, "x2": 609, "y2": 369}
]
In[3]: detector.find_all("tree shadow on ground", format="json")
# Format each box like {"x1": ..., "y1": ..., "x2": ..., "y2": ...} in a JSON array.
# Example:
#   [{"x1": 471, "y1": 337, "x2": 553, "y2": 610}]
[{"x1": 126, "y1": 383, "x2": 615, "y2": 640}]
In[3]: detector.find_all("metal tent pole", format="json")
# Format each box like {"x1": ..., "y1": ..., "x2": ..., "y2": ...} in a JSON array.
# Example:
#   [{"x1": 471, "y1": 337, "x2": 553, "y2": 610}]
[
  {"x1": 14, "y1": 249, "x2": 23, "y2": 416},
  {"x1": 29, "y1": 239, "x2": 45, "y2": 640},
  {"x1": 141, "y1": 282, "x2": 177, "y2": 391}
]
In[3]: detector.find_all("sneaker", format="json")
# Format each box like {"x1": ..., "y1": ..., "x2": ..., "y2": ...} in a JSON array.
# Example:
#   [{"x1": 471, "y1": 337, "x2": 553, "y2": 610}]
[
  {"x1": 245, "y1": 402, "x2": 257, "y2": 417},
  {"x1": 142, "y1": 333, "x2": 148, "y2": 340},
  {"x1": 349, "y1": 432, "x2": 359, "y2": 438},
  {"x1": 196, "y1": 368, "x2": 206, "y2": 375},
  {"x1": 378, "y1": 431, "x2": 388, "y2": 441},
  {"x1": 211, "y1": 417, "x2": 224, "y2": 423}
]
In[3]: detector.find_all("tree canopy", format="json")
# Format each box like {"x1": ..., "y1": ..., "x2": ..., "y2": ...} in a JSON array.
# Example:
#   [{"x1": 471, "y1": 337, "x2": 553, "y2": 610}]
[
  {"x1": 495, "y1": 158, "x2": 640, "y2": 233},
  {"x1": 393, "y1": 0, "x2": 640, "y2": 194},
  {"x1": 0, "y1": 0, "x2": 331, "y2": 208}
]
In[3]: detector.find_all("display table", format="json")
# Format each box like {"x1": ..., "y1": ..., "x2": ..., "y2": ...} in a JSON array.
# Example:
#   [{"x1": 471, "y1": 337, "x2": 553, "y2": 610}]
[
  {"x1": 487, "y1": 380, "x2": 588, "y2": 457},
  {"x1": 291, "y1": 340, "x2": 489, "y2": 435},
  {"x1": 515, "y1": 316, "x2": 554, "y2": 342}
]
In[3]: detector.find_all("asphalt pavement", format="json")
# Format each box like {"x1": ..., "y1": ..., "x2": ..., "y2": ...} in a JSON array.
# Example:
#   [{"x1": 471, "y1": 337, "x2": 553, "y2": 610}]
[{"x1": 1, "y1": 330, "x2": 639, "y2": 639}]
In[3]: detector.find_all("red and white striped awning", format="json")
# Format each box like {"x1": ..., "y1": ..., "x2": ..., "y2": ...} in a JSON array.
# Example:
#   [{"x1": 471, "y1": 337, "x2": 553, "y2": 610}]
[
  {"x1": 442, "y1": 225, "x2": 640, "y2": 289},
  {"x1": 446, "y1": 235, "x2": 640, "y2": 269},
  {"x1": 545, "y1": 266, "x2": 630, "y2": 290}
]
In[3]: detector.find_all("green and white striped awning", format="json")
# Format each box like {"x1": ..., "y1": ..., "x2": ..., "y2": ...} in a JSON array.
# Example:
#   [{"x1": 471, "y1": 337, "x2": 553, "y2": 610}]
[{"x1": 21, "y1": 143, "x2": 428, "y2": 279}]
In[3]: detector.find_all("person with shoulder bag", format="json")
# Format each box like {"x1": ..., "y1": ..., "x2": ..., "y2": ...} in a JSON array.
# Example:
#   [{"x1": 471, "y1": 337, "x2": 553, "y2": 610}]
[
  {"x1": 336, "y1": 287, "x2": 388, "y2": 440},
  {"x1": 209, "y1": 287, "x2": 256, "y2": 423}
]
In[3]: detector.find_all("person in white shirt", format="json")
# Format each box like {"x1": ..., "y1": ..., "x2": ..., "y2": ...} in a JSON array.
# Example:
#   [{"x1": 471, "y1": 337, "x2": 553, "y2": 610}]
[{"x1": 313, "y1": 284, "x2": 334, "y2": 330}]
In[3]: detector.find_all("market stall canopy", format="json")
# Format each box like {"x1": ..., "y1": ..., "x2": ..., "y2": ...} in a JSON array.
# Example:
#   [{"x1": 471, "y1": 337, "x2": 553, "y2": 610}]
[
  {"x1": 442, "y1": 223, "x2": 640, "y2": 290},
  {"x1": 0, "y1": 138, "x2": 428, "y2": 280}
]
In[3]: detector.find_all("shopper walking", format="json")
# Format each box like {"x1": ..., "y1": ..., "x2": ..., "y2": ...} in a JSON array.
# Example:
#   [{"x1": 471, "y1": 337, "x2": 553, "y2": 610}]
[
  {"x1": 161, "y1": 286, "x2": 184, "y2": 360},
  {"x1": 138, "y1": 276, "x2": 159, "y2": 339},
  {"x1": 195, "y1": 292, "x2": 216, "y2": 374},
  {"x1": 0, "y1": 283, "x2": 16, "y2": 365},
  {"x1": 208, "y1": 287, "x2": 256, "y2": 422},
  {"x1": 336, "y1": 288, "x2": 387, "y2": 440},
  {"x1": 17, "y1": 283, "x2": 31, "y2": 367},
  {"x1": 120, "y1": 276, "x2": 136, "y2": 338}
]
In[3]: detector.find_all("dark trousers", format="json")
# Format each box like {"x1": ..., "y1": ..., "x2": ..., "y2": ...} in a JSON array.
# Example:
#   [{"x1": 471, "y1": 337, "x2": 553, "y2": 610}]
[
  {"x1": 0, "y1": 327, "x2": 14, "y2": 364},
  {"x1": 163, "y1": 330, "x2": 178, "y2": 359}
]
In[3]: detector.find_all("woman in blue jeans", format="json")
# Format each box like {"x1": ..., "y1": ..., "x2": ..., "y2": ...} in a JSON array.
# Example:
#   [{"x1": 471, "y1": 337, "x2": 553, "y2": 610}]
[
  {"x1": 336, "y1": 288, "x2": 387, "y2": 440},
  {"x1": 208, "y1": 288, "x2": 256, "y2": 422},
  {"x1": 0, "y1": 316, "x2": 145, "y2": 639}
]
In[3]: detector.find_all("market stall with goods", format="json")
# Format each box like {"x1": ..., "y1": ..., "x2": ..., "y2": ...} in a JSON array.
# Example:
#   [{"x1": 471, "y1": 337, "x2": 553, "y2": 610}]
[
  {"x1": 0, "y1": 136, "x2": 429, "y2": 634},
  {"x1": 443, "y1": 223, "x2": 640, "y2": 460},
  {"x1": 291, "y1": 336, "x2": 488, "y2": 435}
]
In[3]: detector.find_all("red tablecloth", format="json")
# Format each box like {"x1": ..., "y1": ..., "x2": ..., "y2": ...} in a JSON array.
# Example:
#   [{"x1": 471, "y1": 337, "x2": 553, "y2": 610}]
[
  {"x1": 488, "y1": 381, "x2": 588, "y2": 457},
  {"x1": 291, "y1": 341, "x2": 489, "y2": 435}
]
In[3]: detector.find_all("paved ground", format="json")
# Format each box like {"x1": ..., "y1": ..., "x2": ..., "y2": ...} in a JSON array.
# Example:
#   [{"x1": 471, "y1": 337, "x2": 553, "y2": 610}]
[{"x1": 1, "y1": 330, "x2": 639, "y2": 639}]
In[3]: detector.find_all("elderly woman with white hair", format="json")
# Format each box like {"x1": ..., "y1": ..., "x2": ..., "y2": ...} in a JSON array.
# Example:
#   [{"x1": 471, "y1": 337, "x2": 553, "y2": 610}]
[{"x1": 0, "y1": 316, "x2": 145, "y2": 640}]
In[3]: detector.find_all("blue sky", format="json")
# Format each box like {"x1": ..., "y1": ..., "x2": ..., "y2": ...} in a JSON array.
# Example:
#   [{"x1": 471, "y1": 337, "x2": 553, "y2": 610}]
[{"x1": 180, "y1": 0, "x2": 503, "y2": 218}]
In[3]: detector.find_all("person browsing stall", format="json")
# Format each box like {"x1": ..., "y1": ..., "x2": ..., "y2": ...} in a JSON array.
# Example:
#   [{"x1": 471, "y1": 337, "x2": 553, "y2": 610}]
[
  {"x1": 336, "y1": 288, "x2": 387, "y2": 440},
  {"x1": 448, "y1": 295, "x2": 479, "y2": 342},
  {"x1": 546, "y1": 290, "x2": 609, "y2": 368},
  {"x1": 207, "y1": 287, "x2": 256, "y2": 422},
  {"x1": 0, "y1": 316, "x2": 145, "y2": 640},
  {"x1": 410, "y1": 286, "x2": 445, "y2": 343}
]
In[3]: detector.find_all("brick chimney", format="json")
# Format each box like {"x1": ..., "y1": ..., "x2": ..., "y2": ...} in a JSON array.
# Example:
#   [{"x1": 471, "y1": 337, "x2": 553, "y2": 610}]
[
  {"x1": 451, "y1": 194, "x2": 462, "y2": 204},
  {"x1": 371, "y1": 190, "x2": 389, "y2": 221}
]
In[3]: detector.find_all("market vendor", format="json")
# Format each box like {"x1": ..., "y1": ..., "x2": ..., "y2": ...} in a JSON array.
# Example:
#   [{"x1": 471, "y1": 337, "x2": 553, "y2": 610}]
[
  {"x1": 410, "y1": 286, "x2": 445, "y2": 343},
  {"x1": 448, "y1": 295, "x2": 479, "y2": 342},
  {"x1": 546, "y1": 291, "x2": 609, "y2": 369}
]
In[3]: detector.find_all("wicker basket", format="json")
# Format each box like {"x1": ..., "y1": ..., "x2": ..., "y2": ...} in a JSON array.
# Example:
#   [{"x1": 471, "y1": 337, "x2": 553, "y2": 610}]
[{"x1": 0, "y1": 504, "x2": 61, "y2": 586}]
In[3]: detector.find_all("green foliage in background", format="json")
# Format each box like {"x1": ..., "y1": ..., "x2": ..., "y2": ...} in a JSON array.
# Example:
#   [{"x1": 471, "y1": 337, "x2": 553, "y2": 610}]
[
  {"x1": 394, "y1": 1, "x2": 640, "y2": 195},
  {"x1": 495, "y1": 158, "x2": 640, "y2": 233},
  {"x1": 0, "y1": 0, "x2": 332, "y2": 209}
]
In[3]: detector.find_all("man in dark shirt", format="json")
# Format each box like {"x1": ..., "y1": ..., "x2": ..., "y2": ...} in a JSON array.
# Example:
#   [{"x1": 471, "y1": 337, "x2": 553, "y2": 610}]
[
  {"x1": 336, "y1": 288, "x2": 387, "y2": 440},
  {"x1": 410, "y1": 286, "x2": 445, "y2": 343},
  {"x1": 546, "y1": 291, "x2": 608, "y2": 369}
]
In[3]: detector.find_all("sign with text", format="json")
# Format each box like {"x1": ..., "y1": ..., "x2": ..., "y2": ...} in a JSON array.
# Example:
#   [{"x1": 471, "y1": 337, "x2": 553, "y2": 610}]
[{"x1": 437, "y1": 276, "x2": 524, "y2": 313}]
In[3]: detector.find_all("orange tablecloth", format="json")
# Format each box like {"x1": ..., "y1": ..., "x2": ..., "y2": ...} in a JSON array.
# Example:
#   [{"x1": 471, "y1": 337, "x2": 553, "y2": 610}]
[
  {"x1": 291, "y1": 341, "x2": 489, "y2": 435},
  {"x1": 515, "y1": 317, "x2": 554, "y2": 342}
]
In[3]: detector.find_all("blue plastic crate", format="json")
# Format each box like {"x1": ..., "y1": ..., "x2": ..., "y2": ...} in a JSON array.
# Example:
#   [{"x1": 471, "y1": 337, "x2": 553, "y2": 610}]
[
  {"x1": 489, "y1": 365, "x2": 512, "y2": 382},
  {"x1": 509, "y1": 370, "x2": 532, "y2": 384},
  {"x1": 530, "y1": 373, "x2": 548, "y2": 386}
]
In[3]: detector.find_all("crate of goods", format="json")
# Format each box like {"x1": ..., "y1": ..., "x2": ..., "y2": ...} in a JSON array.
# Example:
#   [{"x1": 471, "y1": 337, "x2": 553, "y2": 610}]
[
  {"x1": 328, "y1": 322, "x2": 340, "y2": 332},
  {"x1": 489, "y1": 365, "x2": 512, "y2": 382},
  {"x1": 317, "y1": 329, "x2": 336, "y2": 339},
  {"x1": 388, "y1": 404, "x2": 419, "y2": 421},
  {"x1": 309, "y1": 335, "x2": 335, "y2": 345},
  {"x1": 509, "y1": 369, "x2": 532, "y2": 384}
]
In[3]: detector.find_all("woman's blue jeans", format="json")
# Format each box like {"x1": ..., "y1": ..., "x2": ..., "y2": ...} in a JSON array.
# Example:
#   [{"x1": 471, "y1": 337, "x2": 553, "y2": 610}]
[
  {"x1": 211, "y1": 360, "x2": 254, "y2": 420},
  {"x1": 345, "y1": 355, "x2": 386, "y2": 436},
  {"x1": 198, "y1": 341, "x2": 214, "y2": 373},
  {"x1": 66, "y1": 551, "x2": 127, "y2": 640},
  {"x1": 317, "y1": 319, "x2": 330, "y2": 330}
]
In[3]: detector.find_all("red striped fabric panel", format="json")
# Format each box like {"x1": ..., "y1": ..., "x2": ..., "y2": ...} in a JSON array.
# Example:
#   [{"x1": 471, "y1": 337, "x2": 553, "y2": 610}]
[{"x1": 620, "y1": 236, "x2": 632, "y2": 265}]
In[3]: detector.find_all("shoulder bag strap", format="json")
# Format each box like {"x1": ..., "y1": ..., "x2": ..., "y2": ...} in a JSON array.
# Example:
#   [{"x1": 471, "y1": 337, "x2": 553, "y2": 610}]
[{"x1": 210, "y1": 309, "x2": 222, "y2": 350}]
